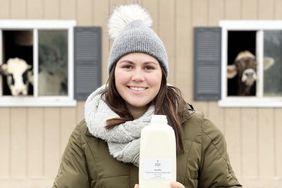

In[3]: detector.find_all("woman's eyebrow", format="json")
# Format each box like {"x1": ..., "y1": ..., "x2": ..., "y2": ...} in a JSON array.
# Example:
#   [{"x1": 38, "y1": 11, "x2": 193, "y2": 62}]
[
  {"x1": 118, "y1": 60, "x2": 134, "y2": 64},
  {"x1": 143, "y1": 61, "x2": 159, "y2": 65}
]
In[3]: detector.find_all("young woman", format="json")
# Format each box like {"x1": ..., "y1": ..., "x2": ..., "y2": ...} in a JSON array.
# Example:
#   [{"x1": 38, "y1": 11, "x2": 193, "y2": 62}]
[{"x1": 53, "y1": 4, "x2": 242, "y2": 188}]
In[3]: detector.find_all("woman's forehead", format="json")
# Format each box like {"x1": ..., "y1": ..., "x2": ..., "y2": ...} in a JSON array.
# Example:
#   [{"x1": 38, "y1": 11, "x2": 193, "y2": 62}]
[{"x1": 118, "y1": 53, "x2": 159, "y2": 63}]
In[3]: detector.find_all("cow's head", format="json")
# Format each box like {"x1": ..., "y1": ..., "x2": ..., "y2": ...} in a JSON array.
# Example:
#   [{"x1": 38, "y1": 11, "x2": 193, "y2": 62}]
[
  {"x1": 228, "y1": 51, "x2": 257, "y2": 87},
  {"x1": 227, "y1": 51, "x2": 275, "y2": 96},
  {"x1": 0, "y1": 57, "x2": 33, "y2": 96}
]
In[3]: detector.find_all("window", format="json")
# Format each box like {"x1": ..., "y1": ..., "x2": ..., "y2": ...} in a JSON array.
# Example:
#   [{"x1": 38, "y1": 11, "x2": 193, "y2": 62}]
[
  {"x1": 193, "y1": 21, "x2": 282, "y2": 107},
  {"x1": 0, "y1": 21, "x2": 102, "y2": 107},
  {"x1": 0, "y1": 20, "x2": 76, "y2": 107},
  {"x1": 38, "y1": 30, "x2": 68, "y2": 96},
  {"x1": 219, "y1": 21, "x2": 282, "y2": 107}
]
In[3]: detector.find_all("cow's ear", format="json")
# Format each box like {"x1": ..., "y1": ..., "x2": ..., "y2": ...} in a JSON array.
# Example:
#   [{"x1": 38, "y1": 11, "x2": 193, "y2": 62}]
[
  {"x1": 264, "y1": 57, "x2": 275, "y2": 70},
  {"x1": 227, "y1": 64, "x2": 237, "y2": 78},
  {"x1": 0, "y1": 64, "x2": 8, "y2": 75}
]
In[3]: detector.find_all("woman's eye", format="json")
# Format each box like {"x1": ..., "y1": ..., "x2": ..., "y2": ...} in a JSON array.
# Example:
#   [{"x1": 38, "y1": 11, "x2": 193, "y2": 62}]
[
  {"x1": 144, "y1": 66, "x2": 155, "y2": 70},
  {"x1": 122, "y1": 65, "x2": 133, "y2": 69}
]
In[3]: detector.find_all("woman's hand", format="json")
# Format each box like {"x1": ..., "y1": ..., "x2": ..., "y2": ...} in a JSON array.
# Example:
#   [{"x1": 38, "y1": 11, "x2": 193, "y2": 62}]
[
  {"x1": 134, "y1": 182, "x2": 185, "y2": 188},
  {"x1": 170, "y1": 181, "x2": 185, "y2": 188}
]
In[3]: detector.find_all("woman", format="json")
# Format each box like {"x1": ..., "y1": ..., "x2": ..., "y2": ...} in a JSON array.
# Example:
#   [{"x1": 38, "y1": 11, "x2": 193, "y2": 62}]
[{"x1": 53, "y1": 4, "x2": 242, "y2": 188}]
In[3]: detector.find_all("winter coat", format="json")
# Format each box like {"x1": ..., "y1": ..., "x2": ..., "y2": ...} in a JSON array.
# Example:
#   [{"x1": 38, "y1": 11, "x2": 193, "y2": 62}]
[{"x1": 53, "y1": 110, "x2": 242, "y2": 188}]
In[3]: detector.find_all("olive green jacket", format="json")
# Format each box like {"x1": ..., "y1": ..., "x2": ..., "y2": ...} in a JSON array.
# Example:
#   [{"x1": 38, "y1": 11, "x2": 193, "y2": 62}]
[{"x1": 53, "y1": 111, "x2": 242, "y2": 188}]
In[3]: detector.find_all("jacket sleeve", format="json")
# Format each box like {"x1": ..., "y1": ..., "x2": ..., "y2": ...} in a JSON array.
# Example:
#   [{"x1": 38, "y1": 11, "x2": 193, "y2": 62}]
[
  {"x1": 53, "y1": 123, "x2": 90, "y2": 188},
  {"x1": 198, "y1": 118, "x2": 242, "y2": 188}
]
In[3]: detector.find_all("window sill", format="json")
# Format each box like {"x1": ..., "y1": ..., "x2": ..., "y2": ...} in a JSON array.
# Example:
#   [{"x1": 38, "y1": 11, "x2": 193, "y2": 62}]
[
  {"x1": 0, "y1": 97, "x2": 77, "y2": 107},
  {"x1": 218, "y1": 97, "x2": 282, "y2": 108}
]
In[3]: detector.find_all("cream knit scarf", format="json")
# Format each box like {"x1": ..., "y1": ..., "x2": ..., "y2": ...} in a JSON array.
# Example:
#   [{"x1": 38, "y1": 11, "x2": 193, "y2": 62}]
[{"x1": 84, "y1": 85, "x2": 154, "y2": 166}]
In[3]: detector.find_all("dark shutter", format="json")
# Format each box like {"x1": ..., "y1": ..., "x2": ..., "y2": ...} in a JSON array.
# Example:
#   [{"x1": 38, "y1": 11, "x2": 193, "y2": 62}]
[
  {"x1": 74, "y1": 27, "x2": 102, "y2": 101},
  {"x1": 193, "y1": 27, "x2": 221, "y2": 101}
]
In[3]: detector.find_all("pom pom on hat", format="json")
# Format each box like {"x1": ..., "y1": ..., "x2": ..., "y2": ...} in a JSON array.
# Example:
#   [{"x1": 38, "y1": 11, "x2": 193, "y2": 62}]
[
  {"x1": 107, "y1": 4, "x2": 169, "y2": 75},
  {"x1": 108, "y1": 4, "x2": 152, "y2": 40}
]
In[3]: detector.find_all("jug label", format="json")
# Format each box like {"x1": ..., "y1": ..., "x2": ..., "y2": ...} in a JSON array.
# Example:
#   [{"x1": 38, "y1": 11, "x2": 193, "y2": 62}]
[{"x1": 143, "y1": 159, "x2": 172, "y2": 180}]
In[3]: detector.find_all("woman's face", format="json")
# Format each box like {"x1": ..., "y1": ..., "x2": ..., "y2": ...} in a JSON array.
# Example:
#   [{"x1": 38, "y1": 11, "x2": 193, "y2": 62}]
[{"x1": 115, "y1": 53, "x2": 162, "y2": 117}]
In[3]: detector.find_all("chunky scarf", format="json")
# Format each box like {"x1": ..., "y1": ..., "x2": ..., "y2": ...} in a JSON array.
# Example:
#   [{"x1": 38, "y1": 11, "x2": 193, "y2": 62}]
[{"x1": 84, "y1": 85, "x2": 154, "y2": 166}]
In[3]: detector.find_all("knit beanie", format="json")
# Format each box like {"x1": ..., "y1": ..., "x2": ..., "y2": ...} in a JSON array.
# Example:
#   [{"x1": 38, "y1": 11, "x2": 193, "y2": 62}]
[{"x1": 107, "y1": 4, "x2": 169, "y2": 75}]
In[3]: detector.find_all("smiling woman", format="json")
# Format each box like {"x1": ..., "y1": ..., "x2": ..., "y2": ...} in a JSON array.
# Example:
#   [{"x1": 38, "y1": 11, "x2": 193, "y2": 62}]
[
  {"x1": 53, "y1": 4, "x2": 241, "y2": 188},
  {"x1": 114, "y1": 53, "x2": 162, "y2": 118}
]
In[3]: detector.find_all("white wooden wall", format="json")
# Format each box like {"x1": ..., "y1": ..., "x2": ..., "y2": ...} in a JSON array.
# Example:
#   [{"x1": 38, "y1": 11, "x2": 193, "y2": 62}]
[{"x1": 0, "y1": 0, "x2": 282, "y2": 187}]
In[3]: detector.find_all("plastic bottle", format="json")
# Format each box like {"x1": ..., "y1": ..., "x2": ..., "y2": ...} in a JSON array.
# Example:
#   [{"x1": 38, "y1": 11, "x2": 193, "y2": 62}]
[{"x1": 139, "y1": 115, "x2": 176, "y2": 188}]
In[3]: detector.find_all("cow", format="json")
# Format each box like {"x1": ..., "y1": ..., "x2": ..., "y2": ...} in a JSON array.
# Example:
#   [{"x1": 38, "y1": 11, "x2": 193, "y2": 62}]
[
  {"x1": 227, "y1": 51, "x2": 274, "y2": 96},
  {"x1": 0, "y1": 57, "x2": 33, "y2": 96}
]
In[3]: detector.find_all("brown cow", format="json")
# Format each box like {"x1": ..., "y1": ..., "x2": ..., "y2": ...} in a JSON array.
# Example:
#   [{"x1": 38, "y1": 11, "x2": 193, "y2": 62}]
[{"x1": 227, "y1": 51, "x2": 274, "y2": 96}]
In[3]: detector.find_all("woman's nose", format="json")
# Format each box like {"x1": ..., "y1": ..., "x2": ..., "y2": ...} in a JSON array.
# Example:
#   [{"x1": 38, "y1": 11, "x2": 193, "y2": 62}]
[{"x1": 131, "y1": 69, "x2": 145, "y2": 81}]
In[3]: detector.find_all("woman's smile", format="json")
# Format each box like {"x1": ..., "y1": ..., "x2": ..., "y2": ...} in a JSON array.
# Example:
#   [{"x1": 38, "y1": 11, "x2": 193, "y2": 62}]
[{"x1": 128, "y1": 86, "x2": 147, "y2": 92}]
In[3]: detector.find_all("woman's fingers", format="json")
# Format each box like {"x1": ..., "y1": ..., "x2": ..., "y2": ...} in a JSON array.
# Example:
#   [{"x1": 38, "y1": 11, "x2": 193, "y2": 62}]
[{"x1": 171, "y1": 181, "x2": 185, "y2": 188}]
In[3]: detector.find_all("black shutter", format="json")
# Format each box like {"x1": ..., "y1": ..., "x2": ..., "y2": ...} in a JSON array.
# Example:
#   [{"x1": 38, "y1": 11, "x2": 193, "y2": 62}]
[
  {"x1": 74, "y1": 27, "x2": 102, "y2": 101},
  {"x1": 193, "y1": 27, "x2": 221, "y2": 101}
]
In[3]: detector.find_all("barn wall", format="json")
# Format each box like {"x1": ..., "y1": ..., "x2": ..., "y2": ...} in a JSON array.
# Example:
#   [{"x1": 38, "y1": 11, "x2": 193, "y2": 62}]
[{"x1": 0, "y1": 0, "x2": 281, "y2": 187}]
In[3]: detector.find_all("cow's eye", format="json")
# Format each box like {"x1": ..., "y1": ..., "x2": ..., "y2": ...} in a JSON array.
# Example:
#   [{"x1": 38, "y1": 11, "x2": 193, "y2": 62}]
[
  {"x1": 7, "y1": 74, "x2": 15, "y2": 85},
  {"x1": 22, "y1": 70, "x2": 29, "y2": 84}
]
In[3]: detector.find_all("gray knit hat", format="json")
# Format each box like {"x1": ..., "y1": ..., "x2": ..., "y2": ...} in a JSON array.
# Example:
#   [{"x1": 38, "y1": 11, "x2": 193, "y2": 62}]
[{"x1": 107, "y1": 4, "x2": 169, "y2": 74}]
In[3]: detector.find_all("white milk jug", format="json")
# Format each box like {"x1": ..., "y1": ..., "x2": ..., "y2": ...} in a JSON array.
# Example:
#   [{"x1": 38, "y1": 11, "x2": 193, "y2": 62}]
[{"x1": 139, "y1": 115, "x2": 176, "y2": 188}]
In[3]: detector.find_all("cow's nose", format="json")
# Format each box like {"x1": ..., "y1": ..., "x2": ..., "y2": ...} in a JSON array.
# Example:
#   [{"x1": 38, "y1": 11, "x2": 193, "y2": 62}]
[
  {"x1": 14, "y1": 89, "x2": 24, "y2": 96},
  {"x1": 244, "y1": 68, "x2": 256, "y2": 78}
]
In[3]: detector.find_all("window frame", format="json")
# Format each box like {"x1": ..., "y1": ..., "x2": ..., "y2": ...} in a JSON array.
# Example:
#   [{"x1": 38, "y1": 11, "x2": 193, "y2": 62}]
[
  {"x1": 219, "y1": 20, "x2": 282, "y2": 108},
  {"x1": 0, "y1": 20, "x2": 76, "y2": 107}
]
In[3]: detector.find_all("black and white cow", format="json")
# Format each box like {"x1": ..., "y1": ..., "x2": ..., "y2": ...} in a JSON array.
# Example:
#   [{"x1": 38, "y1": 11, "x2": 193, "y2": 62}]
[{"x1": 0, "y1": 57, "x2": 33, "y2": 96}]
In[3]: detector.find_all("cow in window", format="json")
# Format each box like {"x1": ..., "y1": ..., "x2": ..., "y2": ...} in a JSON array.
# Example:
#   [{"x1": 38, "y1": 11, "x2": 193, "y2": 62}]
[
  {"x1": 0, "y1": 57, "x2": 33, "y2": 96},
  {"x1": 227, "y1": 51, "x2": 275, "y2": 96}
]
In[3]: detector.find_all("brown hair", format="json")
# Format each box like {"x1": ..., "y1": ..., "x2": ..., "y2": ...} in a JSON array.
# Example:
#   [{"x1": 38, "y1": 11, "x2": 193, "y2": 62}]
[{"x1": 102, "y1": 64, "x2": 187, "y2": 152}]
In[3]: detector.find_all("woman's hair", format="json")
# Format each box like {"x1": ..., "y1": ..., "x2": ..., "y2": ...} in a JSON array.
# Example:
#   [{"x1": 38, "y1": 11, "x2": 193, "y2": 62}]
[{"x1": 103, "y1": 63, "x2": 188, "y2": 152}]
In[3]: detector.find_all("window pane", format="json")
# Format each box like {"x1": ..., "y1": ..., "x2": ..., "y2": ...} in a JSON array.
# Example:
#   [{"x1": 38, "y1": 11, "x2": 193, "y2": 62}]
[
  {"x1": 264, "y1": 31, "x2": 282, "y2": 97},
  {"x1": 1, "y1": 30, "x2": 33, "y2": 96},
  {"x1": 227, "y1": 31, "x2": 257, "y2": 96},
  {"x1": 38, "y1": 30, "x2": 68, "y2": 96}
]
